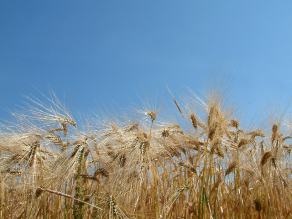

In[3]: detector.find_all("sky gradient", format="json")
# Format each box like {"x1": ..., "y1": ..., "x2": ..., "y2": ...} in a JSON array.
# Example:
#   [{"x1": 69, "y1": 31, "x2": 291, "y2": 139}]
[{"x1": 1, "y1": 1, "x2": 292, "y2": 124}]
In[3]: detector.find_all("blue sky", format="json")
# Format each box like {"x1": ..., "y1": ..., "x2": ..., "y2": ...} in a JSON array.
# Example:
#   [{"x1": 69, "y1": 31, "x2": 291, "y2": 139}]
[{"x1": 1, "y1": 1, "x2": 292, "y2": 124}]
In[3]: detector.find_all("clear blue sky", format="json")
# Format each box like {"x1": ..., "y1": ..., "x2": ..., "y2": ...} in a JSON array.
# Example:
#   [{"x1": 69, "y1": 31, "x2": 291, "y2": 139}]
[{"x1": 1, "y1": 1, "x2": 292, "y2": 123}]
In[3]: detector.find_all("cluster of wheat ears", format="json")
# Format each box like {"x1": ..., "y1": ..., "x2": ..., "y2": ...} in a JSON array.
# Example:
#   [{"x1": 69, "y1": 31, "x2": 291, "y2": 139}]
[{"x1": 0, "y1": 94, "x2": 291, "y2": 219}]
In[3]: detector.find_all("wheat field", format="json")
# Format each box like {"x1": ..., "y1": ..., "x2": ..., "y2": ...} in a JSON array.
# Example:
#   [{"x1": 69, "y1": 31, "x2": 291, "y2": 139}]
[{"x1": 0, "y1": 94, "x2": 291, "y2": 219}]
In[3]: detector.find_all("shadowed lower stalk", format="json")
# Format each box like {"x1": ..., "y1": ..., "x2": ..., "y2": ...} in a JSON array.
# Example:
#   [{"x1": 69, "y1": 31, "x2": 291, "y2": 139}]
[{"x1": 73, "y1": 147, "x2": 88, "y2": 219}]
